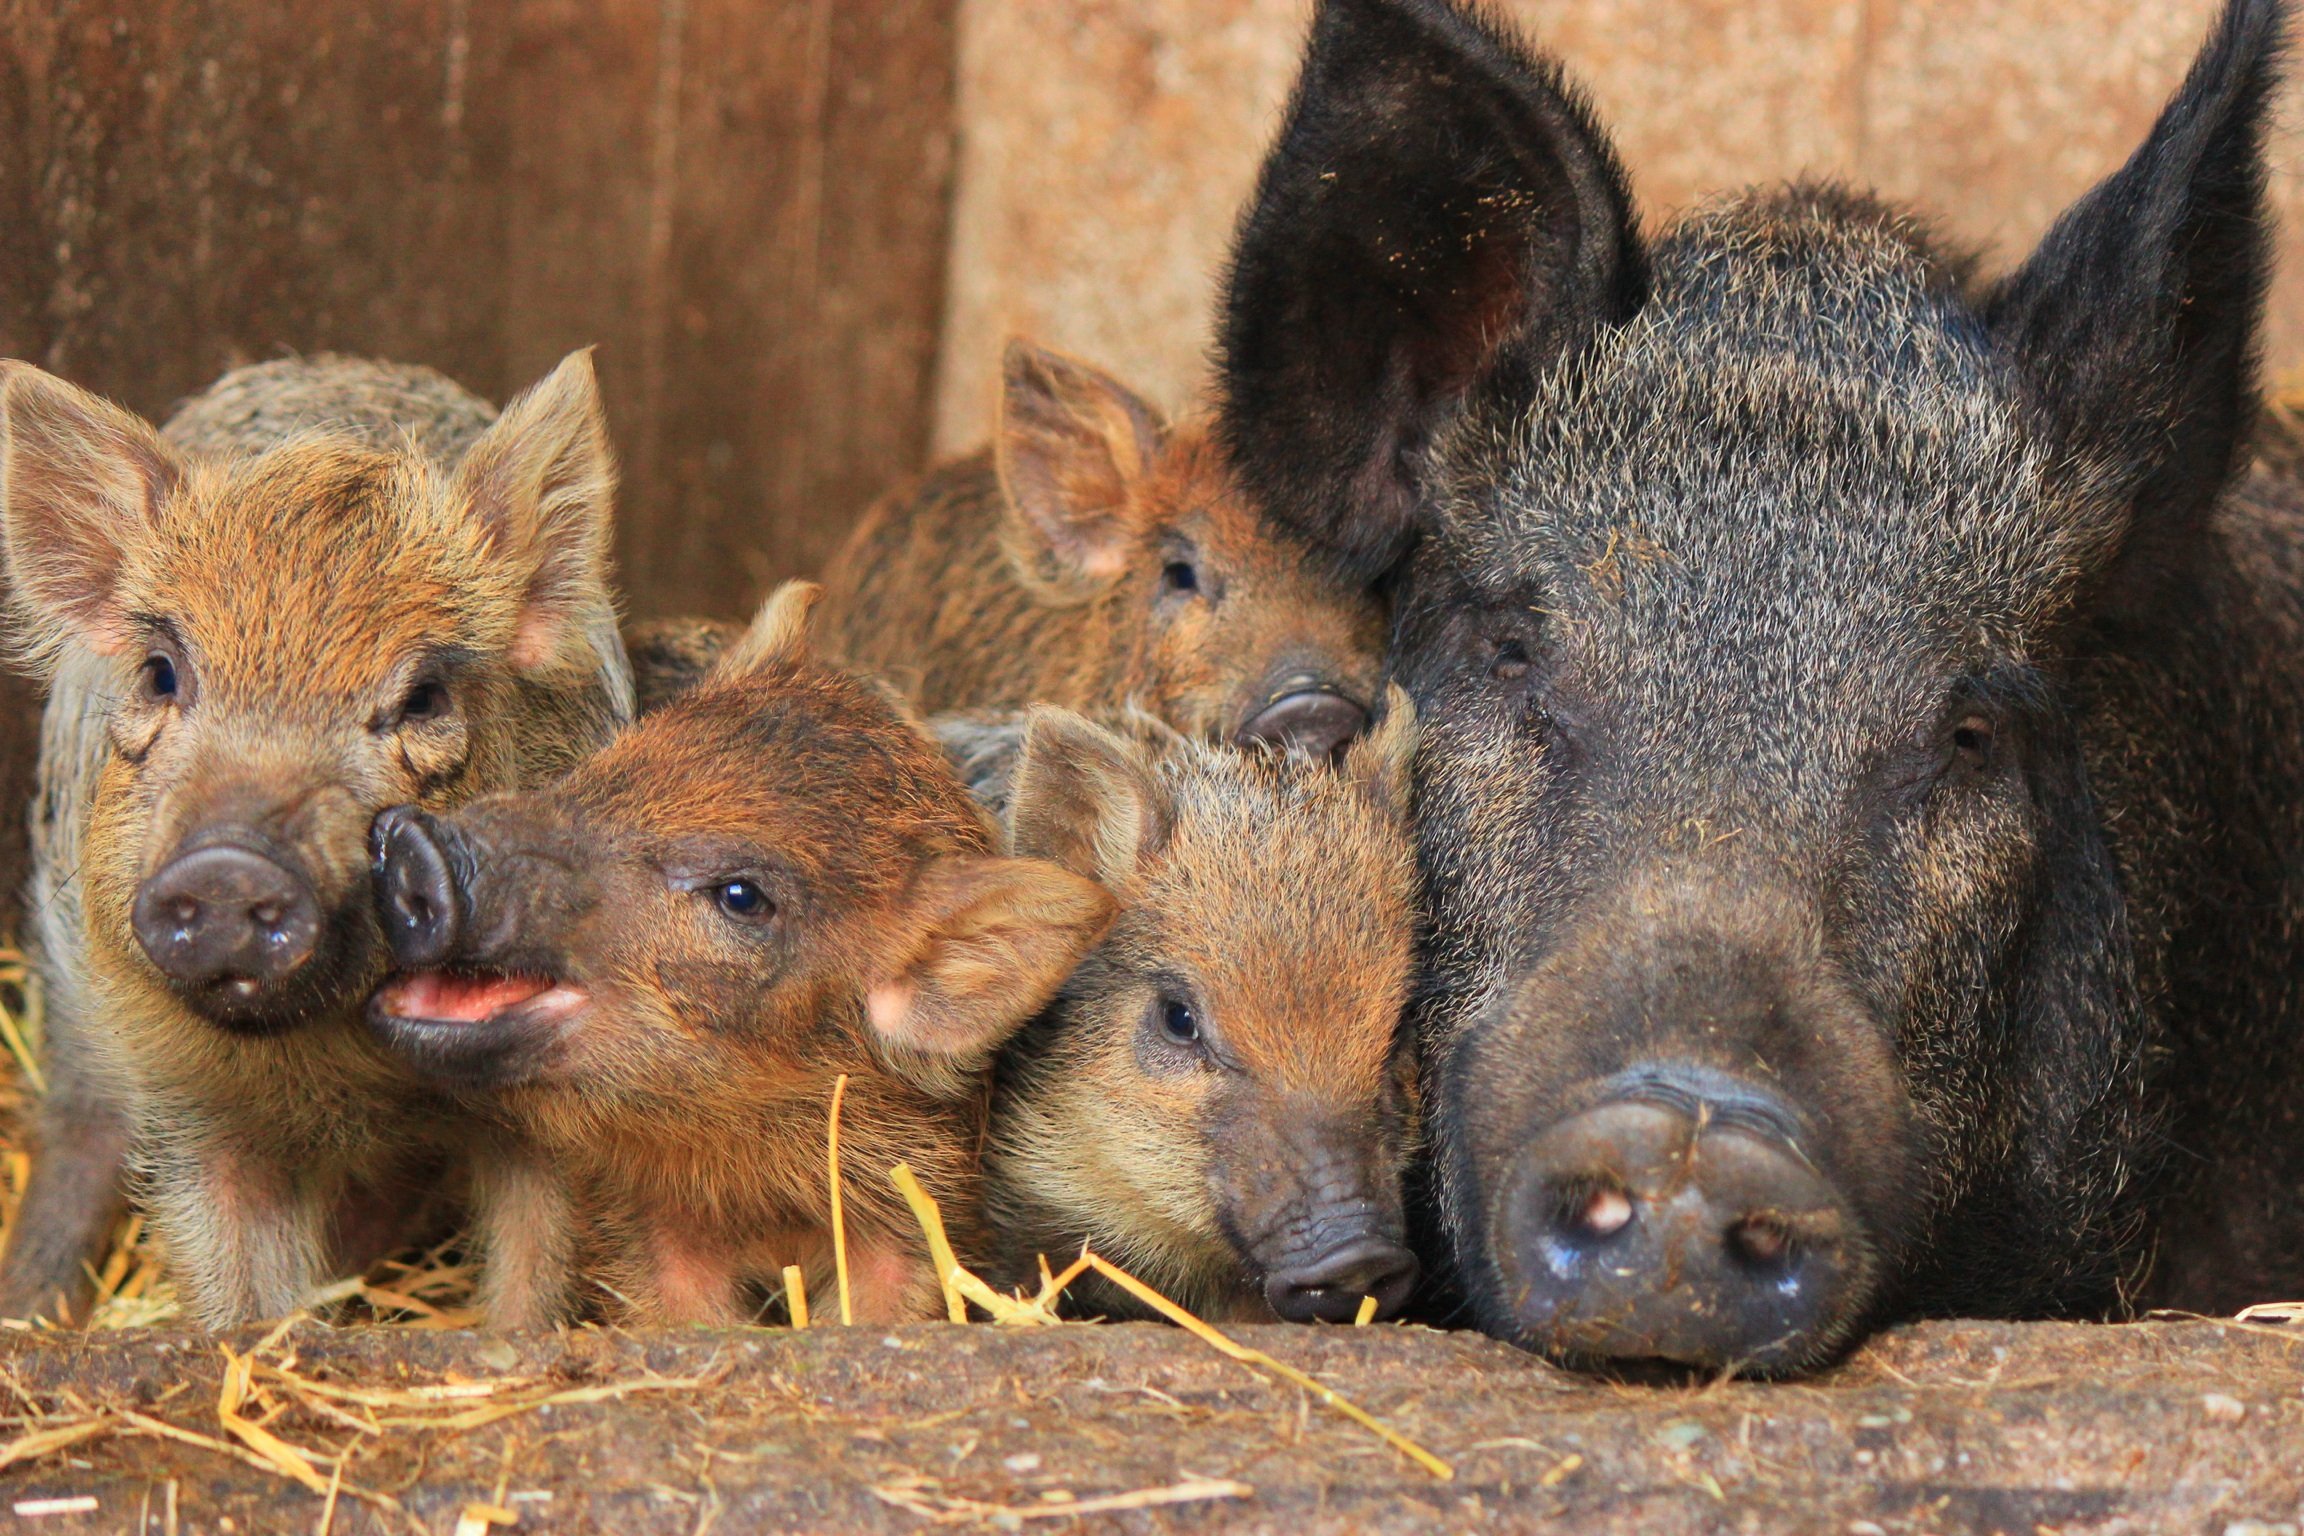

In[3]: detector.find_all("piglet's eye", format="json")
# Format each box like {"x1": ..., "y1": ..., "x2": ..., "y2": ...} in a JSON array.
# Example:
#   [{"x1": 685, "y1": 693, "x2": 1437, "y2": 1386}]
[
  {"x1": 713, "y1": 879, "x2": 774, "y2": 922},
  {"x1": 1160, "y1": 996, "x2": 1199, "y2": 1044},
  {"x1": 140, "y1": 653, "x2": 178, "y2": 702},
  {"x1": 397, "y1": 679, "x2": 451, "y2": 724},
  {"x1": 1160, "y1": 559, "x2": 1200, "y2": 596}
]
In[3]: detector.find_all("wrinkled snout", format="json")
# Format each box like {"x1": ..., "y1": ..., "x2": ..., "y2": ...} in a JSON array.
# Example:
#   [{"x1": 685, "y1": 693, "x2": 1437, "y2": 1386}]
[
  {"x1": 130, "y1": 836, "x2": 323, "y2": 1025},
  {"x1": 1265, "y1": 1237, "x2": 1419, "y2": 1323},
  {"x1": 1228, "y1": 1115, "x2": 1416, "y2": 1323},
  {"x1": 1235, "y1": 675, "x2": 1368, "y2": 760},
  {"x1": 1494, "y1": 1072, "x2": 1857, "y2": 1373}
]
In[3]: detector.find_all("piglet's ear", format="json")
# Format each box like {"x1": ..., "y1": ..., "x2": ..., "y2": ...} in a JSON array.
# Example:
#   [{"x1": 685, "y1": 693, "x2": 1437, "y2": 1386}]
[
  {"x1": 1985, "y1": 0, "x2": 2282, "y2": 604},
  {"x1": 1341, "y1": 685, "x2": 1417, "y2": 820},
  {"x1": 995, "y1": 339, "x2": 1166, "y2": 604},
  {"x1": 0, "y1": 362, "x2": 182, "y2": 668},
  {"x1": 714, "y1": 579, "x2": 822, "y2": 681},
  {"x1": 1218, "y1": 0, "x2": 1646, "y2": 582},
  {"x1": 866, "y1": 855, "x2": 1117, "y2": 1096},
  {"x1": 451, "y1": 348, "x2": 618, "y2": 675},
  {"x1": 1008, "y1": 706, "x2": 1169, "y2": 888}
]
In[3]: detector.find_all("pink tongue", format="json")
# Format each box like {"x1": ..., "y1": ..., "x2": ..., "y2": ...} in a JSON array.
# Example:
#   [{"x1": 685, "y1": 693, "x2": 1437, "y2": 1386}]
[{"x1": 386, "y1": 970, "x2": 552, "y2": 1024}]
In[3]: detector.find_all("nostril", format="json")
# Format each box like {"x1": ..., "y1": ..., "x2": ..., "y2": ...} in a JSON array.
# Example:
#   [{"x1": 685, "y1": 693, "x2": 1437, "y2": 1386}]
[
  {"x1": 1727, "y1": 1213, "x2": 1793, "y2": 1270},
  {"x1": 1574, "y1": 1185, "x2": 1634, "y2": 1240}
]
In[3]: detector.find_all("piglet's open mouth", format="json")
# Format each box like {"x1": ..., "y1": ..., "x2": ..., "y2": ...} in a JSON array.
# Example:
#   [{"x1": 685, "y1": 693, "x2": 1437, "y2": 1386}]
[{"x1": 368, "y1": 970, "x2": 589, "y2": 1088}]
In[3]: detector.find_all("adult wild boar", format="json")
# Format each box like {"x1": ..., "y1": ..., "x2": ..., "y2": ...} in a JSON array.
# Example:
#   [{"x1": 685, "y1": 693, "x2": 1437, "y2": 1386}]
[
  {"x1": 819, "y1": 340, "x2": 1384, "y2": 754},
  {"x1": 1217, "y1": 0, "x2": 2304, "y2": 1371},
  {"x1": 366, "y1": 584, "x2": 1115, "y2": 1327},
  {"x1": 937, "y1": 696, "x2": 1420, "y2": 1322},
  {"x1": 0, "y1": 354, "x2": 632, "y2": 1326}
]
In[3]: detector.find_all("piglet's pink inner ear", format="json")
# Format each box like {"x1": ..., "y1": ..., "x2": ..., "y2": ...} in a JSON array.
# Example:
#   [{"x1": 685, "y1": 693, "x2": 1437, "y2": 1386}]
[
  {"x1": 866, "y1": 856, "x2": 1116, "y2": 1091},
  {"x1": 0, "y1": 362, "x2": 182, "y2": 665},
  {"x1": 450, "y1": 348, "x2": 617, "y2": 674},
  {"x1": 994, "y1": 338, "x2": 1167, "y2": 603}
]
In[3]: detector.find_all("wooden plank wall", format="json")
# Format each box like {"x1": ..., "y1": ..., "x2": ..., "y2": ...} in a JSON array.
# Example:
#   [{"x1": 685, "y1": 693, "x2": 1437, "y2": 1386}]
[
  {"x1": 0, "y1": 0, "x2": 957, "y2": 938},
  {"x1": 0, "y1": 0, "x2": 958, "y2": 619}
]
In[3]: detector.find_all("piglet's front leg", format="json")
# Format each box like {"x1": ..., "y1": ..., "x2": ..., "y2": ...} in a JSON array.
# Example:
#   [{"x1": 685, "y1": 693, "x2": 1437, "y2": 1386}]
[
  {"x1": 146, "y1": 1139, "x2": 333, "y2": 1328},
  {"x1": 611, "y1": 1217, "x2": 746, "y2": 1327},
  {"x1": 472, "y1": 1143, "x2": 580, "y2": 1329}
]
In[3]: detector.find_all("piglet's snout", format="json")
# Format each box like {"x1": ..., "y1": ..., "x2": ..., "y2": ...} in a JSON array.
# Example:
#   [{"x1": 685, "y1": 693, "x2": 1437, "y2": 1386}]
[
  {"x1": 1242, "y1": 1129, "x2": 1417, "y2": 1323},
  {"x1": 371, "y1": 806, "x2": 463, "y2": 970},
  {"x1": 1498, "y1": 1085, "x2": 1855, "y2": 1371},
  {"x1": 1265, "y1": 1237, "x2": 1419, "y2": 1323},
  {"x1": 132, "y1": 841, "x2": 320, "y2": 995},
  {"x1": 1235, "y1": 674, "x2": 1367, "y2": 760}
]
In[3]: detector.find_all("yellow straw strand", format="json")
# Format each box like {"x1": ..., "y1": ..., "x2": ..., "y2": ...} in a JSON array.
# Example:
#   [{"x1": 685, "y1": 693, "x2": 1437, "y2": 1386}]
[
  {"x1": 827, "y1": 1072, "x2": 853, "y2": 1326},
  {"x1": 1082, "y1": 1254, "x2": 1452, "y2": 1480},
  {"x1": 1354, "y1": 1294, "x2": 1379, "y2": 1327},
  {"x1": 783, "y1": 1265, "x2": 809, "y2": 1330},
  {"x1": 888, "y1": 1162, "x2": 968, "y2": 1323}
]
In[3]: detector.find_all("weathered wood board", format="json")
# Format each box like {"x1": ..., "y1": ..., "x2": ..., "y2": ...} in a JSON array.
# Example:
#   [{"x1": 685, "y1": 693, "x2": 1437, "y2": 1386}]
[{"x1": 3, "y1": 1317, "x2": 2300, "y2": 1533}]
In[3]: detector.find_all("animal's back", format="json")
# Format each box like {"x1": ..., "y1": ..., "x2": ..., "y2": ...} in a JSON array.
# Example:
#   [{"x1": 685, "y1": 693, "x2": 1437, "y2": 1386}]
[
  {"x1": 162, "y1": 355, "x2": 498, "y2": 464},
  {"x1": 819, "y1": 452, "x2": 1100, "y2": 712}
]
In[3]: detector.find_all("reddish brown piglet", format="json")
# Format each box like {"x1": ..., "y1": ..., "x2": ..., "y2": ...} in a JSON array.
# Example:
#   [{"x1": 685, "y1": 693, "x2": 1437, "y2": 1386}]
[
  {"x1": 365, "y1": 583, "x2": 1117, "y2": 1327},
  {"x1": 943, "y1": 693, "x2": 1423, "y2": 1323},
  {"x1": 0, "y1": 353, "x2": 632, "y2": 1327},
  {"x1": 819, "y1": 340, "x2": 1385, "y2": 753}
]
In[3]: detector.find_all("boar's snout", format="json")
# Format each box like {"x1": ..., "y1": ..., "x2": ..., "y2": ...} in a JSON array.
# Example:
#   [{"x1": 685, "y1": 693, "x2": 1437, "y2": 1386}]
[
  {"x1": 371, "y1": 806, "x2": 462, "y2": 970},
  {"x1": 1495, "y1": 1071, "x2": 1857, "y2": 1374},
  {"x1": 1265, "y1": 1236, "x2": 1418, "y2": 1323},
  {"x1": 130, "y1": 837, "x2": 322, "y2": 1021},
  {"x1": 1235, "y1": 671, "x2": 1368, "y2": 759}
]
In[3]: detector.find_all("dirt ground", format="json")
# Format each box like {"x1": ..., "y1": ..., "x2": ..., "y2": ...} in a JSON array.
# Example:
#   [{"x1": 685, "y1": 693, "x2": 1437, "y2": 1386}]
[{"x1": 2, "y1": 1314, "x2": 2300, "y2": 1535}]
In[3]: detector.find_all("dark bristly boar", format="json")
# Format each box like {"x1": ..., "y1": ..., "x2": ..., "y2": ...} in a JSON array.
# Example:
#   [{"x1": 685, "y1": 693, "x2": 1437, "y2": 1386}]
[
  {"x1": 819, "y1": 339, "x2": 1385, "y2": 755},
  {"x1": 1217, "y1": 0, "x2": 2304, "y2": 1372},
  {"x1": 365, "y1": 583, "x2": 1116, "y2": 1327},
  {"x1": 940, "y1": 695, "x2": 1422, "y2": 1323},
  {"x1": 0, "y1": 352, "x2": 633, "y2": 1326}
]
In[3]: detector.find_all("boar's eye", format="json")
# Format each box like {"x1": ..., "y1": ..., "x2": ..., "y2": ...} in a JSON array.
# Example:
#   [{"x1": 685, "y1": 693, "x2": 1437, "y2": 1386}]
[
  {"x1": 395, "y1": 679, "x2": 452, "y2": 725},
  {"x1": 1159, "y1": 558, "x2": 1201, "y2": 597},
  {"x1": 1949, "y1": 713, "x2": 1994, "y2": 771},
  {"x1": 712, "y1": 879, "x2": 775, "y2": 923},
  {"x1": 1489, "y1": 640, "x2": 1532, "y2": 682},
  {"x1": 1159, "y1": 995, "x2": 1200, "y2": 1044},
  {"x1": 139, "y1": 652, "x2": 179, "y2": 703}
]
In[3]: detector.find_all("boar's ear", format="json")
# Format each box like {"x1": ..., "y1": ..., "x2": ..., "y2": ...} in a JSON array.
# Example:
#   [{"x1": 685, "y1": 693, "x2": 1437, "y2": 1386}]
[
  {"x1": 995, "y1": 339, "x2": 1167, "y2": 603},
  {"x1": 1340, "y1": 685, "x2": 1417, "y2": 819},
  {"x1": 1218, "y1": 0, "x2": 1645, "y2": 582},
  {"x1": 1009, "y1": 706, "x2": 1170, "y2": 887},
  {"x1": 1984, "y1": 0, "x2": 2282, "y2": 608},
  {"x1": 451, "y1": 348, "x2": 618, "y2": 675},
  {"x1": 0, "y1": 362, "x2": 183, "y2": 666},
  {"x1": 714, "y1": 579, "x2": 822, "y2": 681},
  {"x1": 866, "y1": 856, "x2": 1117, "y2": 1096}
]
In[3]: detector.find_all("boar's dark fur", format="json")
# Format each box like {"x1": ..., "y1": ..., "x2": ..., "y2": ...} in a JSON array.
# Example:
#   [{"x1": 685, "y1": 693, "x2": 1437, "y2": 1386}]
[{"x1": 1219, "y1": 0, "x2": 2304, "y2": 1372}]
